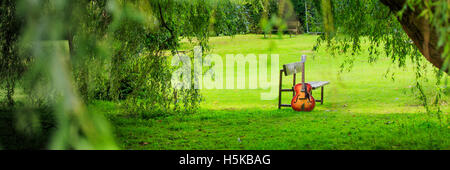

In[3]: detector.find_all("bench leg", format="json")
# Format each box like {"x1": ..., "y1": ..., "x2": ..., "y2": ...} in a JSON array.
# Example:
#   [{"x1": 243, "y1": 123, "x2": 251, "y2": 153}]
[
  {"x1": 292, "y1": 73, "x2": 296, "y2": 97},
  {"x1": 321, "y1": 86, "x2": 324, "y2": 105},
  {"x1": 278, "y1": 70, "x2": 283, "y2": 109}
]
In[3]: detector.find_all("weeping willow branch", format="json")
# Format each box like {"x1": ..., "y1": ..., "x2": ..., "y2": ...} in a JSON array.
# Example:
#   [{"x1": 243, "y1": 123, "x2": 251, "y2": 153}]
[
  {"x1": 379, "y1": 0, "x2": 448, "y2": 73},
  {"x1": 157, "y1": 1, "x2": 175, "y2": 44}
]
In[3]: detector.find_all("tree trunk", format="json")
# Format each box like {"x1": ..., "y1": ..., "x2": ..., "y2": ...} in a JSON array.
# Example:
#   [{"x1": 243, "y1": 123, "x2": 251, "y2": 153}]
[
  {"x1": 5, "y1": 79, "x2": 15, "y2": 107},
  {"x1": 379, "y1": 0, "x2": 448, "y2": 73}
]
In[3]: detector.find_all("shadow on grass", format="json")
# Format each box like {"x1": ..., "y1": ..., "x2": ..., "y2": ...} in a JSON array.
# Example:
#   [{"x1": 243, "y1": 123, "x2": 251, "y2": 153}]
[{"x1": 0, "y1": 108, "x2": 55, "y2": 149}]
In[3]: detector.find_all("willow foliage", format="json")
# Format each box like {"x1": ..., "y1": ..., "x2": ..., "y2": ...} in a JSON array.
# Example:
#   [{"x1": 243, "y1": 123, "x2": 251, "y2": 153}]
[
  {"x1": 317, "y1": 0, "x2": 448, "y2": 119},
  {"x1": 0, "y1": 0, "x2": 252, "y2": 149},
  {"x1": 0, "y1": 0, "x2": 26, "y2": 107}
]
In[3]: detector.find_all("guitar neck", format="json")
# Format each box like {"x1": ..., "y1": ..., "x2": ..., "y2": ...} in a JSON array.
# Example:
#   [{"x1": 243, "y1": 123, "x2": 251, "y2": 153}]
[
  {"x1": 302, "y1": 62, "x2": 305, "y2": 84},
  {"x1": 300, "y1": 55, "x2": 306, "y2": 90}
]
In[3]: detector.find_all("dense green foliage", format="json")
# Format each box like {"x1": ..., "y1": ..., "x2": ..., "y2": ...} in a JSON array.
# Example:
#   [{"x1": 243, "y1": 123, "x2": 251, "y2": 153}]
[
  {"x1": 0, "y1": 0, "x2": 25, "y2": 107},
  {"x1": 292, "y1": 0, "x2": 323, "y2": 33},
  {"x1": 0, "y1": 0, "x2": 270, "y2": 149}
]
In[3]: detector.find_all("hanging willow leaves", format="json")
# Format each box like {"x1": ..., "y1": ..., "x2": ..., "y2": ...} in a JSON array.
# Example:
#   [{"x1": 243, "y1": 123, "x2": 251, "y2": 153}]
[
  {"x1": 0, "y1": 0, "x2": 26, "y2": 107},
  {"x1": 316, "y1": 0, "x2": 449, "y2": 123},
  {"x1": 0, "y1": 0, "x2": 256, "y2": 148}
]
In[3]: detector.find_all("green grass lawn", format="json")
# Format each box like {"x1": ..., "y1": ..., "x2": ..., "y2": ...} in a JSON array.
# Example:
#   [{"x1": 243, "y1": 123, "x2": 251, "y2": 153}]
[{"x1": 102, "y1": 34, "x2": 449, "y2": 150}]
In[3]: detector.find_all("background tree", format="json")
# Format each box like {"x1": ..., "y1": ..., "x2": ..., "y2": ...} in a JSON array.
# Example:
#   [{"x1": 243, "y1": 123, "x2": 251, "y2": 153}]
[
  {"x1": 0, "y1": 0, "x2": 26, "y2": 107},
  {"x1": 379, "y1": 0, "x2": 449, "y2": 73}
]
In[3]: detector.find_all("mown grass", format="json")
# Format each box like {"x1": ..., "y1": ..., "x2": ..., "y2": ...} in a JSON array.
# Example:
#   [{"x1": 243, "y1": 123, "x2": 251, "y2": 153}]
[
  {"x1": 106, "y1": 107, "x2": 448, "y2": 150},
  {"x1": 103, "y1": 34, "x2": 449, "y2": 150}
]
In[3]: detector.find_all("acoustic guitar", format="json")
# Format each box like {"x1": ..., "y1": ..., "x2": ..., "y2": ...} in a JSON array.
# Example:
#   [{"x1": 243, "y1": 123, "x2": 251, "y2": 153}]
[{"x1": 291, "y1": 55, "x2": 315, "y2": 111}]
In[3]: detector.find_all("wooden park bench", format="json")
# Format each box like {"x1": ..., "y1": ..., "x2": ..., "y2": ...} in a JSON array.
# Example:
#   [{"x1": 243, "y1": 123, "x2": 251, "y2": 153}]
[
  {"x1": 264, "y1": 21, "x2": 300, "y2": 38},
  {"x1": 286, "y1": 20, "x2": 300, "y2": 37},
  {"x1": 278, "y1": 55, "x2": 329, "y2": 109}
]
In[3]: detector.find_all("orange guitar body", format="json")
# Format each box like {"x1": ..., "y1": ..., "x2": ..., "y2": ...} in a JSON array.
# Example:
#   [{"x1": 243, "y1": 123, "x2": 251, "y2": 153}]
[{"x1": 291, "y1": 83, "x2": 316, "y2": 111}]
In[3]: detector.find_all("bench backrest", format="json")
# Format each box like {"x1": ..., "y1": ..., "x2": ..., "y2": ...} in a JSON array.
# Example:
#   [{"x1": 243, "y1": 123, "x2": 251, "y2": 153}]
[
  {"x1": 282, "y1": 55, "x2": 306, "y2": 76},
  {"x1": 287, "y1": 21, "x2": 299, "y2": 30}
]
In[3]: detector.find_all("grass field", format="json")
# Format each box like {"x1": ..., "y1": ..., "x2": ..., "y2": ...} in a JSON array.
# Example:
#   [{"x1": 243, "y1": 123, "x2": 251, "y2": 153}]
[{"x1": 103, "y1": 34, "x2": 449, "y2": 150}]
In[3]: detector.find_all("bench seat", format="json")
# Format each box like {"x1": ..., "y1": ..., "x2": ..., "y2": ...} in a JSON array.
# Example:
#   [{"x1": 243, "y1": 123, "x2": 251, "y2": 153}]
[{"x1": 308, "y1": 81, "x2": 329, "y2": 89}]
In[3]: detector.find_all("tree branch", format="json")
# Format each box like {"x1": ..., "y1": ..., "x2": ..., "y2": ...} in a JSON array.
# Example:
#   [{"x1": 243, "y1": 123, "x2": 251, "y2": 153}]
[
  {"x1": 157, "y1": 1, "x2": 175, "y2": 42},
  {"x1": 379, "y1": 0, "x2": 447, "y2": 73}
]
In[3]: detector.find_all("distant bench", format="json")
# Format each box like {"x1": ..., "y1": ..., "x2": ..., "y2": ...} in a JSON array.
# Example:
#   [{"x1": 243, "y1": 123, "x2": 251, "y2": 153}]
[
  {"x1": 264, "y1": 21, "x2": 300, "y2": 38},
  {"x1": 278, "y1": 57, "x2": 330, "y2": 109}
]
